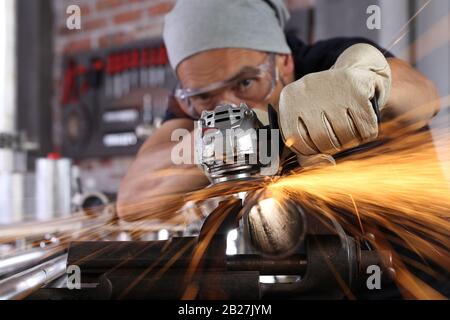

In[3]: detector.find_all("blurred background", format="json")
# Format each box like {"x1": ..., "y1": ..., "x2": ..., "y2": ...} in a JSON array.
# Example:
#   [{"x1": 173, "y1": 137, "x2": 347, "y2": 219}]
[{"x1": 0, "y1": 0, "x2": 449, "y2": 226}]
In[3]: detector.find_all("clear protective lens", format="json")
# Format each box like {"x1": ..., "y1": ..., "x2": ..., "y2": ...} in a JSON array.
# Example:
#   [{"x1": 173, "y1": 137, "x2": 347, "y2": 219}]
[{"x1": 175, "y1": 54, "x2": 278, "y2": 119}]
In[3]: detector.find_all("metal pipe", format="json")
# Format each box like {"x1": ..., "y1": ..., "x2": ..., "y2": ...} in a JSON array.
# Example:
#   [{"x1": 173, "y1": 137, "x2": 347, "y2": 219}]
[
  {"x1": 226, "y1": 254, "x2": 307, "y2": 275},
  {"x1": 0, "y1": 210, "x2": 113, "y2": 242},
  {"x1": 0, "y1": 254, "x2": 67, "y2": 300},
  {"x1": 0, "y1": 249, "x2": 50, "y2": 277},
  {"x1": 0, "y1": 248, "x2": 57, "y2": 277}
]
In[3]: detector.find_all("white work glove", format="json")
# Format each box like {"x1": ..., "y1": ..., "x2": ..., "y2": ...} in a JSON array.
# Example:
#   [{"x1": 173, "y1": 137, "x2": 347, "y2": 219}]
[{"x1": 279, "y1": 43, "x2": 392, "y2": 167}]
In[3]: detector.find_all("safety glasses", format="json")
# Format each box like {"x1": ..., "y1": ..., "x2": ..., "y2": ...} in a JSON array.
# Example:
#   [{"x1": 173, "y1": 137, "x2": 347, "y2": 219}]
[{"x1": 175, "y1": 53, "x2": 279, "y2": 119}]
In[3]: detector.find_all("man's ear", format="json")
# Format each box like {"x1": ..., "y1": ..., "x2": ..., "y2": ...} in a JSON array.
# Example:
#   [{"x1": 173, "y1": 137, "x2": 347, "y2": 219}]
[{"x1": 277, "y1": 54, "x2": 295, "y2": 83}]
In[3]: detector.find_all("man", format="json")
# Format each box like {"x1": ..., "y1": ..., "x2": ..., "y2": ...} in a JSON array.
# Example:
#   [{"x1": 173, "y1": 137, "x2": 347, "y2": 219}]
[{"x1": 117, "y1": 0, "x2": 439, "y2": 220}]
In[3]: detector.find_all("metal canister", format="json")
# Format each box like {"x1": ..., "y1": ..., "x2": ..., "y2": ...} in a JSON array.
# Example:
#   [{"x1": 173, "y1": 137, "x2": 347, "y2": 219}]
[
  {"x1": 35, "y1": 155, "x2": 72, "y2": 221},
  {"x1": 56, "y1": 158, "x2": 72, "y2": 217},
  {"x1": 0, "y1": 172, "x2": 35, "y2": 225}
]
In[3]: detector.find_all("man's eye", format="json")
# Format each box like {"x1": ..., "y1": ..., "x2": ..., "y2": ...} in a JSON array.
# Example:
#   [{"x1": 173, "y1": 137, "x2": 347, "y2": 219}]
[
  {"x1": 193, "y1": 93, "x2": 211, "y2": 102},
  {"x1": 237, "y1": 79, "x2": 254, "y2": 91}
]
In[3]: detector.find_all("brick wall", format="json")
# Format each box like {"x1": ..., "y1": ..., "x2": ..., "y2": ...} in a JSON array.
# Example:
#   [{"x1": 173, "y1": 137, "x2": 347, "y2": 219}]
[{"x1": 52, "y1": 0, "x2": 175, "y2": 55}]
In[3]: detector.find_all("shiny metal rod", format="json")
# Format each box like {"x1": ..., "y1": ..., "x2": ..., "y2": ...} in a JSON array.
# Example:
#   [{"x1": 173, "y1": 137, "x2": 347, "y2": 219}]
[
  {"x1": 0, "y1": 254, "x2": 67, "y2": 300},
  {"x1": 226, "y1": 254, "x2": 307, "y2": 275},
  {"x1": 0, "y1": 248, "x2": 58, "y2": 277}
]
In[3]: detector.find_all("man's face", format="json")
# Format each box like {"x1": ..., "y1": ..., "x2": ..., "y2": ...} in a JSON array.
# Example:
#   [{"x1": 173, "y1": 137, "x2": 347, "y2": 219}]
[{"x1": 176, "y1": 48, "x2": 295, "y2": 118}]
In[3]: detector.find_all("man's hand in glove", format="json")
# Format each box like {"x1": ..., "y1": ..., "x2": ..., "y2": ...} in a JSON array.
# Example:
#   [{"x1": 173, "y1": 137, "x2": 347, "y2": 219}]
[{"x1": 279, "y1": 43, "x2": 392, "y2": 166}]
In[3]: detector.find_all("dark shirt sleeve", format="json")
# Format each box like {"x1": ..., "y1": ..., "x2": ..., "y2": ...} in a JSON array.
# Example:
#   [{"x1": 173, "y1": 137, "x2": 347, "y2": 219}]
[{"x1": 286, "y1": 33, "x2": 395, "y2": 80}]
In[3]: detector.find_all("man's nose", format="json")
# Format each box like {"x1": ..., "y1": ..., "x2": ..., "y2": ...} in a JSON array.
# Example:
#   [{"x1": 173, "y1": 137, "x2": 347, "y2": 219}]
[{"x1": 215, "y1": 90, "x2": 243, "y2": 107}]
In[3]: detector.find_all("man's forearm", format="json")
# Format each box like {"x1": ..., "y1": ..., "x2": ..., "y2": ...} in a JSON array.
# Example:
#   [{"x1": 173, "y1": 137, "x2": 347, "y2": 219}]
[
  {"x1": 117, "y1": 131, "x2": 209, "y2": 220},
  {"x1": 384, "y1": 58, "x2": 440, "y2": 131}
]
